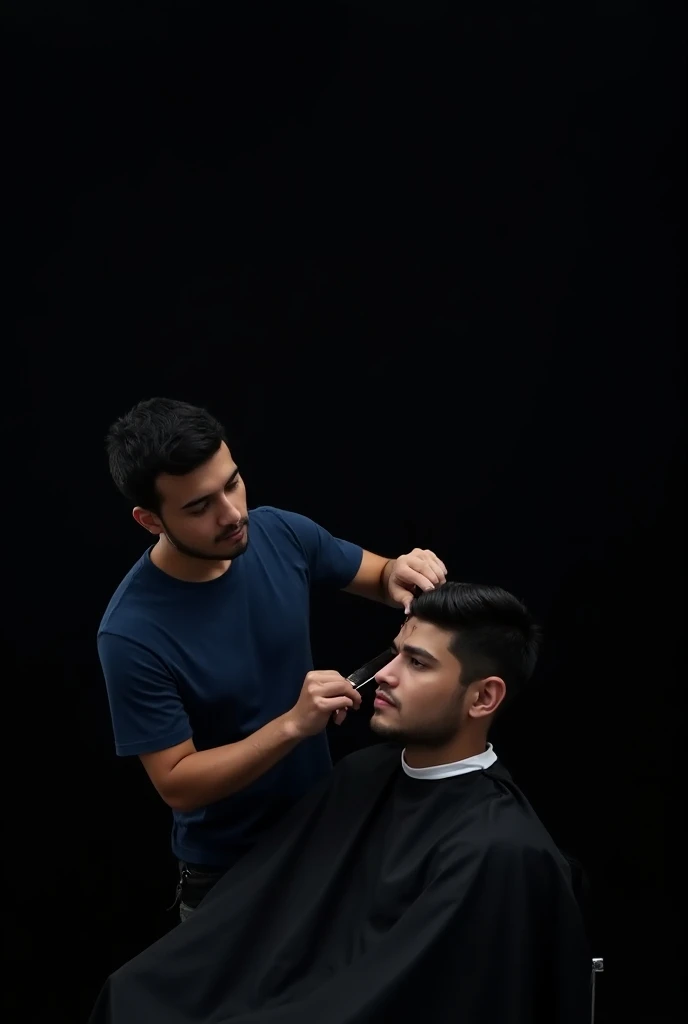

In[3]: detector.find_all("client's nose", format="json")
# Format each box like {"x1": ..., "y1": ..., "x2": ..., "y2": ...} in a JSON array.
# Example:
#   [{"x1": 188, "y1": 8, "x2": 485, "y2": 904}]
[{"x1": 376, "y1": 655, "x2": 401, "y2": 688}]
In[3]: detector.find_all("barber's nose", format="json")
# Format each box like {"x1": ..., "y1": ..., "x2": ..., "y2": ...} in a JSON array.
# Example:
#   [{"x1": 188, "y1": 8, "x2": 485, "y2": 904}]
[{"x1": 218, "y1": 496, "x2": 241, "y2": 524}]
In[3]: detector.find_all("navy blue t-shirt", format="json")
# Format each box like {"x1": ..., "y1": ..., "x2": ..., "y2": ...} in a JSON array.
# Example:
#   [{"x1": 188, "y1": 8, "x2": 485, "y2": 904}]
[{"x1": 98, "y1": 506, "x2": 363, "y2": 866}]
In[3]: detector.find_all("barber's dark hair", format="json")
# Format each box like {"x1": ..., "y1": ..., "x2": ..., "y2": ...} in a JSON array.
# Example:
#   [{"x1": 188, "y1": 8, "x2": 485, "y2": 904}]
[
  {"x1": 410, "y1": 582, "x2": 541, "y2": 699},
  {"x1": 106, "y1": 397, "x2": 227, "y2": 512}
]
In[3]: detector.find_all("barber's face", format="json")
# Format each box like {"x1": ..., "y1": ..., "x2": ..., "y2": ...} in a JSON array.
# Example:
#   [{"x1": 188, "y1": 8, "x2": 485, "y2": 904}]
[
  {"x1": 134, "y1": 442, "x2": 249, "y2": 561},
  {"x1": 370, "y1": 618, "x2": 468, "y2": 746}
]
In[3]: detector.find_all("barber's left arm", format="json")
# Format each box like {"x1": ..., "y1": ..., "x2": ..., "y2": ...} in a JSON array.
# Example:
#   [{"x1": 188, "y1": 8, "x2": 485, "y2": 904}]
[{"x1": 344, "y1": 548, "x2": 447, "y2": 614}]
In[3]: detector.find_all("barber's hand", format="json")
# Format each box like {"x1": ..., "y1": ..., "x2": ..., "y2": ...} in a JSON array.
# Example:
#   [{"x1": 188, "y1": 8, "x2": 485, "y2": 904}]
[
  {"x1": 387, "y1": 548, "x2": 448, "y2": 614},
  {"x1": 286, "y1": 670, "x2": 362, "y2": 738}
]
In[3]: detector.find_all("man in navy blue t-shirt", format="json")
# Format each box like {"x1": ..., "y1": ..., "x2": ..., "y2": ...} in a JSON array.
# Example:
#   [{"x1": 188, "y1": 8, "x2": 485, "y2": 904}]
[{"x1": 99, "y1": 397, "x2": 447, "y2": 918}]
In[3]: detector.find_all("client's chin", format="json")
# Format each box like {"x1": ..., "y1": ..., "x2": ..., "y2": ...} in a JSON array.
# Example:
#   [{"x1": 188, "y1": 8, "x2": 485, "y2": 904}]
[{"x1": 369, "y1": 713, "x2": 401, "y2": 738}]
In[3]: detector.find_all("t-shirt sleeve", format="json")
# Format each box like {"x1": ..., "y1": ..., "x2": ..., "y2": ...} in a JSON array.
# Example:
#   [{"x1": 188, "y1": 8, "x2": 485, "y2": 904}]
[
  {"x1": 98, "y1": 632, "x2": 193, "y2": 757},
  {"x1": 266, "y1": 507, "x2": 363, "y2": 588}
]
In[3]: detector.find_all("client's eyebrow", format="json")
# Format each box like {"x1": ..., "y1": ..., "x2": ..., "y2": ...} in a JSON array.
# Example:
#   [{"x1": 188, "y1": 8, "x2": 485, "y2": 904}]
[{"x1": 391, "y1": 639, "x2": 440, "y2": 666}]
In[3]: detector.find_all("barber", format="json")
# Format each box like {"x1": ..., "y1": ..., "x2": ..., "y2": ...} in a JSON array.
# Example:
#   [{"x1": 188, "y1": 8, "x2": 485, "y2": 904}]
[{"x1": 98, "y1": 398, "x2": 447, "y2": 918}]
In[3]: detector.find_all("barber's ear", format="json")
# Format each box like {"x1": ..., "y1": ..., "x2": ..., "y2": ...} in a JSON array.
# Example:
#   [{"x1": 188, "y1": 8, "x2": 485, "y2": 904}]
[
  {"x1": 133, "y1": 506, "x2": 164, "y2": 535},
  {"x1": 467, "y1": 676, "x2": 506, "y2": 719}
]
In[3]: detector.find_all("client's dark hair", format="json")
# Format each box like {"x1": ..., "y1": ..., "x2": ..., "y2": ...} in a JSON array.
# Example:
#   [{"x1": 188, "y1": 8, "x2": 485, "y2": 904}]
[
  {"x1": 410, "y1": 582, "x2": 541, "y2": 699},
  {"x1": 106, "y1": 397, "x2": 227, "y2": 512}
]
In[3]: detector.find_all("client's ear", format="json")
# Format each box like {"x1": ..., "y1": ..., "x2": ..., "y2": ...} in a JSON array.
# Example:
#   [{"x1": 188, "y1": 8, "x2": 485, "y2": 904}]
[{"x1": 467, "y1": 676, "x2": 506, "y2": 719}]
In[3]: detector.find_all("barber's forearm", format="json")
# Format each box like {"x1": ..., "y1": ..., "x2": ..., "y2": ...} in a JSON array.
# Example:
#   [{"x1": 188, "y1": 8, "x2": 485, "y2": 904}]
[
  {"x1": 165, "y1": 713, "x2": 302, "y2": 812},
  {"x1": 380, "y1": 557, "x2": 398, "y2": 606}
]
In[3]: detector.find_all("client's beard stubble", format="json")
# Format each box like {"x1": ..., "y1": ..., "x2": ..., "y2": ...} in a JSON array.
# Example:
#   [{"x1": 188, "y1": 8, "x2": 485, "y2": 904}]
[{"x1": 370, "y1": 691, "x2": 466, "y2": 748}]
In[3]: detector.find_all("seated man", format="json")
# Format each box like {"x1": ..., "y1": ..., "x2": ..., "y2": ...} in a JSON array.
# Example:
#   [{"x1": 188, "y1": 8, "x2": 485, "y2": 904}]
[{"x1": 90, "y1": 582, "x2": 590, "y2": 1024}]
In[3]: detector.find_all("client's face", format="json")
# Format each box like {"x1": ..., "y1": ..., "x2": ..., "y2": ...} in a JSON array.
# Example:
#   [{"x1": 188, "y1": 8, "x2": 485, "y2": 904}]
[{"x1": 370, "y1": 618, "x2": 466, "y2": 746}]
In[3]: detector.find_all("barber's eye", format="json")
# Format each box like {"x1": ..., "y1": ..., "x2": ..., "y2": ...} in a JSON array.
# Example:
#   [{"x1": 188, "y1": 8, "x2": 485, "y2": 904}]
[
  {"x1": 190, "y1": 503, "x2": 209, "y2": 516},
  {"x1": 409, "y1": 657, "x2": 424, "y2": 669}
]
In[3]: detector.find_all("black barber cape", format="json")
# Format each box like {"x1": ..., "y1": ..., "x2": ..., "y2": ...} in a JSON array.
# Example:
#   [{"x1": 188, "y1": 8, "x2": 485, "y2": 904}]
[{"x1": 90, "y1": 745, "x2": 590, "y2": 1024}]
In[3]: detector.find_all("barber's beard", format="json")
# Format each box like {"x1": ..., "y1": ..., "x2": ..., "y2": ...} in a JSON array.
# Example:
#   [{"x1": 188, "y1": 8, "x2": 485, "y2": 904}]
[{"x1": 161, "y1": 518, "x2": 249, "y2": 561}]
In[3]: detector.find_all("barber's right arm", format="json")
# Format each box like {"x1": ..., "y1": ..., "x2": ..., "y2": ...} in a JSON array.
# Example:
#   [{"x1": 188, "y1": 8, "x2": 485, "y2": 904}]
[{"x1": 98, "y1": 634, "x2": 360, "y2": 814}]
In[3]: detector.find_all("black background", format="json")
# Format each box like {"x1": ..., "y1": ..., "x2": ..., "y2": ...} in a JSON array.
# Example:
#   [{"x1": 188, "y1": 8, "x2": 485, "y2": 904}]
[{"x1": 6, "y1": 2, "x2": 685, "y2": 1021}]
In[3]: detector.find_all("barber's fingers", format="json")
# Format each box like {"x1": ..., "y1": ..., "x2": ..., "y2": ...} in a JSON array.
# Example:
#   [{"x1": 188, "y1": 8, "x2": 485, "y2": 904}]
[
  {"x1": 422, "y1": 549, "x2": 447, "y2": 583},
  {"x1": 305, "y1": 670, "x2": 358, "y2": 693},
  {"x1": 305, "y1": 673, "x2": 362, "y2": 709},
  {"x1": 391, "y1": 566, "x2": 438, "y2": 610},
  {"x1": 333, "y1": 709, "x2": 348, "y2": 726},
  {"x1": 404, "y1": 551, "x2": 446, "y2": 587}
]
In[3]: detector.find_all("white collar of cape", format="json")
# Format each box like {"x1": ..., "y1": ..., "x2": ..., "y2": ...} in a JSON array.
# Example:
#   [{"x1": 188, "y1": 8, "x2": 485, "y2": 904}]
[{"x1": 401, "y1": 742, "x2": 497, "y2": 780}]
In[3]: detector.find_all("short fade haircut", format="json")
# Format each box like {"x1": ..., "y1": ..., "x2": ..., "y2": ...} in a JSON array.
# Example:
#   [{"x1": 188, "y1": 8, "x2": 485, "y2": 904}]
[
  {"x1": 410, "y1": 581, "x2": 541, "y2": 699},
  {"x1": 105, "y1": 397, "x2": 226, "y2": 512}
]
